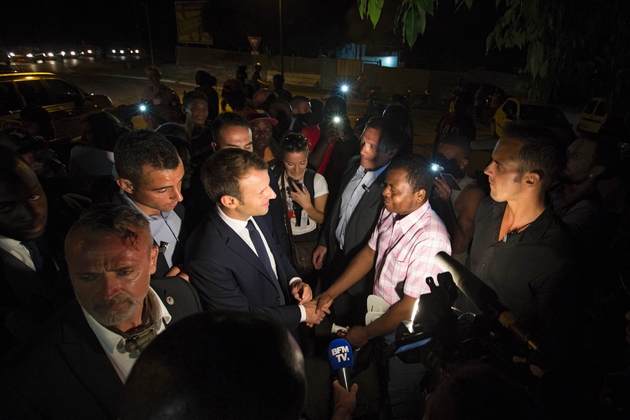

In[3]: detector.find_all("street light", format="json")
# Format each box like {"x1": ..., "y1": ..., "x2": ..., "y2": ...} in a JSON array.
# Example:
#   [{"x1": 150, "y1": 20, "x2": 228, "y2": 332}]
[
  {"x1": 279, "y1": 0, "x2": 283, "y2": 76},
  {"x1": 141, "y1": 3, "x2": 155, "y2": 67}
]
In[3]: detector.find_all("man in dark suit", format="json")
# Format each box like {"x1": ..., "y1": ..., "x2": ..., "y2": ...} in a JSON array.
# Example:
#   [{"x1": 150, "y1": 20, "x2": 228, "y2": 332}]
[
  {"x1": 312, "y1": 117, "x2": 405, "y2": 326},
  {"x1": 0, "y1": 204, "x2": 202, "y2": 419},
  {"x1": 97, "y1": 130, "x2": 189, "y2": 279},
  {"x1": 185, "y1": 148, "x2": 325, "y2": 332},
  {"x1": 0, "y1": 146, "x2": 76, "y2": 353},
  {"x1": 210, "y1": 112, "x2": 292, "y2": 257}
]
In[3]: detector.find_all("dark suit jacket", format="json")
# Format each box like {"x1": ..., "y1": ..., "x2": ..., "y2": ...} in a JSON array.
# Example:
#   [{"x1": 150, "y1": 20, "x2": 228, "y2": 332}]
[
  {"x1": 185, "y1": 206, "x2": 302, "y2": 331},
  {"x1": 0, "y1": 277, "x2": 202, "y2": 420},
  {"x1": 93, "y1": 183, "x2": 190, "y2": 277},
  {"x1": 320, "y1": 156, "x2": 388, "y2": 291}
]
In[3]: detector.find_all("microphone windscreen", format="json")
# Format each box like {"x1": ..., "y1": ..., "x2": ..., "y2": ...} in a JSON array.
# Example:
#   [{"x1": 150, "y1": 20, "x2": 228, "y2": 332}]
[{"x1": 327, "y1": 338, "x2": 354, "y2": 369}]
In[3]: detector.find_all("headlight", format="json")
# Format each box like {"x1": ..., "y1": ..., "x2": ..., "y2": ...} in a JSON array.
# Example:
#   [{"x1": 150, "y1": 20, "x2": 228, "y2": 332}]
[
  {"x1": 119, "y1": 50, "x2": 124, "y2": 54},
  {"x1": 48, "y1": 52, "x2": 54, "y2": 57},
  {"x1": 87, "y1": 49, "x2": 92, "y2": 54},
  {"x1": 26, "y1": 53, "x2": 33, "y2": 58},
  {"x1": 135, "y1": 49, "x2": 139, "y2": 54},
  {"x1": 112, "y1": 49, "x2": 116, "y2": 54}
]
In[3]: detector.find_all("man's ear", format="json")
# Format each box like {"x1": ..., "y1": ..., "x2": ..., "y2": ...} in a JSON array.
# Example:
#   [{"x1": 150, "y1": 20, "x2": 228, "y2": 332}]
[
  {"x1": 387, "y1": 148, "x2": 398, "y2": 160},
  {"x1": 523, "y1": 171, "x2": 542, "y2": 187},
  {"x1": 149, "y1": 245, "x2": 158, "y2": 275},
  {"x1": 220, "y1": 195, "x2": 238, "y2": 209},
  {"x1": 416, "y1": 188, "x2": 427, "y2": 203},
  {"x1": 211, "y1": 142, "x2": 218, "y2": 153},
  {"x1": 116, "y1": 177, "x2": 134, "y2": 195},
  {"x1": 590, "y1": 165, "x2": 605, "y2": 178},
  {"x1": 460, "y1": 158, "x2": 469, "y2": 170}
]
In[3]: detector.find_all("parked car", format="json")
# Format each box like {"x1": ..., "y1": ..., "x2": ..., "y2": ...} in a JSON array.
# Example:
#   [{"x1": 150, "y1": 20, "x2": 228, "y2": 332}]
[
  {"x1": 0, "y1": 72, "x2": 113, "y2": 140},
  {"x1": 491, "y1": 97, "x2": 576, "y2": 145}
]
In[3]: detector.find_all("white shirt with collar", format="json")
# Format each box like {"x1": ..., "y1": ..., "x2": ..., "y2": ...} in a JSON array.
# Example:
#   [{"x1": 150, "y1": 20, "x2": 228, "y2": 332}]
[
  {"x1": 0, "y1": 235, "x2": 36, "y2": 271},
  {"x1": 82, "y1": 287, "x2": 172, "y2": 383},
  {"x1": 216, "y1": 205, "x2": 306, "y2": 322}
]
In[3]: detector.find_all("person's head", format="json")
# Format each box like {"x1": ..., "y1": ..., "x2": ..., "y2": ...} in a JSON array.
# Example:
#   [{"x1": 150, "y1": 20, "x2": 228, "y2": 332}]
[
  {"x1": 160, "y1": 133, "x2": 193, "y2": 190},
  {"x1": 383, "y1": 154, "x2": 432, "y2": 216},
  {"x1": 360, "y1": 117, "x2": 404, "y2": 171},
  {"x1": 255, "y1": 62, "x2": 262, "y2": 71},
  {"x1": 0, "y1": 127, "x2": 65, "y2": 179},
  {"x1": 65, "y1": 204, "x2": 157, "y2": 332},
  {"x1": 81, "y1": 110, "x2": 130, "y2": 151},
  {"x1": 236, "y1": 65, "x2": 248, "y2": 83},
  {"x1": 221, "y1": 79, "x2": 243, "y2": 99},
  {"x1": 253, "y1": 89, "x2": 278, "y2": 111},
  {"x1": 120, "y1": 311, "x2": 306, "y2": 420},
  {"x1": 155, "y1": 122, "x2": 190, "y2": 144},
  {"x1": 324, "y1": 95, "x2": 348, "y2": 120},
  {"x1": 114, "y1": 130, "x2": 184, "y2": 215},
  {"x1": 382, "y1": 102, "x2": 410, "y2": 131},
  {"x1": 273, "y1": 74, "x2": 285, "y2": 90},
  {"x1": 20, "y1": 104, "x2": 55, "y2": 140},
  {"x1": 211, "y1": 112, "x2": 253, "y2": 152},
  {"x1": 435, "y1": 134, "x2": 472, "y2": 179},
  {"x1": 145, "y1": 66, "x2": 162, "y2": 87},
  {"x1": 0, "y1": 145, "x2": 47, "y2": 241},
  {"x1": 453, "y1": 92, "x2": 472, "y2": 115},
  {"x1": 563, "y1": 133, "x2": 620, "y2": 186},
  {"x1": 195, "y1": 70, "x2": 210, "y2": 86},
  {"x1": 269, "y1": 99, "x2": 292, "y2": 139},
  {"x1": 280, "y1": 133, "x2": 309, "y2": 181},
  {"x1": 201, "y1": 148, "x2": 275, "y2": 220},
  {"x1": 246, "y1": 110, "x2": 278, "y2": 157},
  {"x1": 291, "y1": 95, "x2": 311, "y2": 116},
  {"x1": 484, "y1": 121, "x2": 564, "y2": 203},
  {"x1": 183, "y1": 91, "x2": 209, "y2": 127}
]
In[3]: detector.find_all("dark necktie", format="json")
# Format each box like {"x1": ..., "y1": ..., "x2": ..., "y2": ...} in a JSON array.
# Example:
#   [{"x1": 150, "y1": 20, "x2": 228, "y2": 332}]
[
  {"x1": 21, "y1": 239, "x2": 57, "y2": 284},
  {"x1": 21, "y1": 240, "x2": 45, "y2": 274},
  {"x1": 246, "y1": 220, "x2": 285, "y2": 305}
]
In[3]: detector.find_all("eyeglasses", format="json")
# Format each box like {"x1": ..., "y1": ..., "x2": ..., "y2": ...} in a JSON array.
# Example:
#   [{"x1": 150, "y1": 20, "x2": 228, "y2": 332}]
[{"x1": 281, "y1": 133, "x2": 308, "y2": 151}]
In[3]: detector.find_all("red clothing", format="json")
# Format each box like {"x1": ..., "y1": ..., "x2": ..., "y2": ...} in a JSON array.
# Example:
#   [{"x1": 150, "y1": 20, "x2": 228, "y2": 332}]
[{"x1": 301, "y1": 124, "x2": 335, "y2": 174}]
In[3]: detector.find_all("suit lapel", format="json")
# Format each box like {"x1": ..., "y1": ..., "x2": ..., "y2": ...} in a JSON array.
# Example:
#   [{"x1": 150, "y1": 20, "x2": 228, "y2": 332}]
[
  {"x1": 0, "y1": 249, "x2": 54, "y2": 301},
  {"x1": 58, "y1": 303, "x2": 122, "y2": 417},
  {"x1": 209, "y1": 209, "x2": 282, "y2": 293}
]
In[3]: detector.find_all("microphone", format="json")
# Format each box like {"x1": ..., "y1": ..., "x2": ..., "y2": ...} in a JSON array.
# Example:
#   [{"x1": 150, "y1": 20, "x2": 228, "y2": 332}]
[
  {"x1": 434, "y1": 252, "x2": 544, "y2": 355},
  {"x1": 328, "y1": 338, "x2": 354, "y2": 391}
]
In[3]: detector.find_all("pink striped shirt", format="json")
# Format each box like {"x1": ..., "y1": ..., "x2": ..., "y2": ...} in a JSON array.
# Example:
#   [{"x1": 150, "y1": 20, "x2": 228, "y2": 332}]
[{"x1": 369, "y1": 201, "x2": 451, "y2": 306}]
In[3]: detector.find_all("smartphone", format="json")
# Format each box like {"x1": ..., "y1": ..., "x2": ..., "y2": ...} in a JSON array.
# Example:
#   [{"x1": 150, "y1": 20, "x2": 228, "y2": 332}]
[
  {"x1": 440, "y1": 173, "x2": 461, "y2": 190},
  {"x1": 288, "y1": 177, "x2": 303, "y2": 193}
]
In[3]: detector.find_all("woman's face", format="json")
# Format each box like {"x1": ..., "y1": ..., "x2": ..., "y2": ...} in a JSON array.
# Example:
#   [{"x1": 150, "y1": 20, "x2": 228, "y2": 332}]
[{"x1": 283, "y1": 150, "x2": 308, "y2": 181}]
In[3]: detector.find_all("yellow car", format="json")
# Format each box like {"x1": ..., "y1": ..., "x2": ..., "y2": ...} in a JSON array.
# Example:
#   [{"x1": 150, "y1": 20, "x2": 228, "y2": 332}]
[
  {"x1": 579, "y1": 97, "x2": 607, "y2": 133},
  {"x1": 491, "y1": 98, "x2": 576, "y2": 145}
]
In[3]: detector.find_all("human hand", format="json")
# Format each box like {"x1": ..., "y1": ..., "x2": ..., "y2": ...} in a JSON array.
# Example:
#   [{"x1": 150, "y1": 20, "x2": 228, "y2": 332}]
[
  {"x1": 165, "y1": 264, "x2": 189, "y2": 282},
  {"x1": 432, "y1": 176, "x2": 452, "y2": 202},
  {"x1": 303, "y1": 300, "x2": 330, "y2": 326},
  {"x1": 312, "y1": 245, "x2": 327, "y2": 270},
  {"x1": 291, "y1": 280, "x2": 312, "y2": 303},
  {"x1": 345, "y1": 325, "x2": 370, "y2": 348},
  {"x1": 332, "y1": 380, "x2": 358, "y2": 420},
  {"x1": 289, "y1": 181, "x2": 312, "y2": 210},
  {"x1": 313, "y1": 291, "x2": 335, "y2": 314}
]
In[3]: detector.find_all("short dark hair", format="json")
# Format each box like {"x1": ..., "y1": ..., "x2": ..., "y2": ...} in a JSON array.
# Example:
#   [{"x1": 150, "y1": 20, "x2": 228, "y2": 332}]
[
  {"x1": 145, "y1": 66, "x2": 161, "y2": 77},
  {"x1": 438, "y1": 134, "x2": 472, "y2": 159},
  {"x1": 364, "y1": 116, "x2": 405, "y2": 153},
  {"x1": 211, "y1": 112, "x2": 251, "y2": 146},
  {"x1": 114, "y1": 130, "x2": 181, "y2": 186},
  {"x1": 81, "y1": 110, "x2": 130, "y2": 152},
  {"x1": 291, "y1": 95, "x2": 310, "y2": 107},
  {"x1": 202, "y1": 148, "x2": 267, "y2": 203},
  {"x1": 324, "y1": 95, "x2": 347, "y2": 117},
  {"x1": 183, "y1": 91, "x2": 208, "y2": 109},
  {"x1": 65, "y1": 204, "x2": 150, "y2": 253},
  {"x1": 120, "y1": 311, "x2": 306, "y2": 420},
  {"x1": 388, "y1": 153, "x2": 433, "y2": 194},
  {"x1": 503, "y1": 121, "x2": 565, "y2": 190}
]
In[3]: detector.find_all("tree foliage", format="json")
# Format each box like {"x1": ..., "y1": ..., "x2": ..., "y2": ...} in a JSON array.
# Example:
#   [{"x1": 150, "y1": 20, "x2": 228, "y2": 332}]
[{"x1": 360, "y1": 0, "x2": 630, "y2": 102}]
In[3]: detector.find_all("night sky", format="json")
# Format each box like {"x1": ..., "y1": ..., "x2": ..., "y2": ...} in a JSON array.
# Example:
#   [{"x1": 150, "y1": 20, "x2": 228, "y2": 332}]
[{"x1": 1, "y1": 0, "x2": 524, "y2": 71}]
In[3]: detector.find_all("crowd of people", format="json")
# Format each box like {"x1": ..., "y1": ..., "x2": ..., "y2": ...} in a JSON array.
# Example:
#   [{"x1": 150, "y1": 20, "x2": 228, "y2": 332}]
[{"x1": 0, "y1": 63, "x2": 629, "y2": 420}]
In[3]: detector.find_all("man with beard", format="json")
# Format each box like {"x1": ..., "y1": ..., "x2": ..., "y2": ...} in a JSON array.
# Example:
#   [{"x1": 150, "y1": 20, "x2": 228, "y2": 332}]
[
  {"x1": 0, "y1": 204, "x2": 202, "y2": 419},
  {"x1": 430, "y1": 134, "x2": 485, "y2": 264}
]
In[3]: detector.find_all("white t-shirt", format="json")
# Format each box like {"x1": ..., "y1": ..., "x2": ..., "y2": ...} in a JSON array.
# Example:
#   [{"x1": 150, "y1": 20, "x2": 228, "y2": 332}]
[{"x1": 279, "y1": 171, "x2": 328, "y2": 237}]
